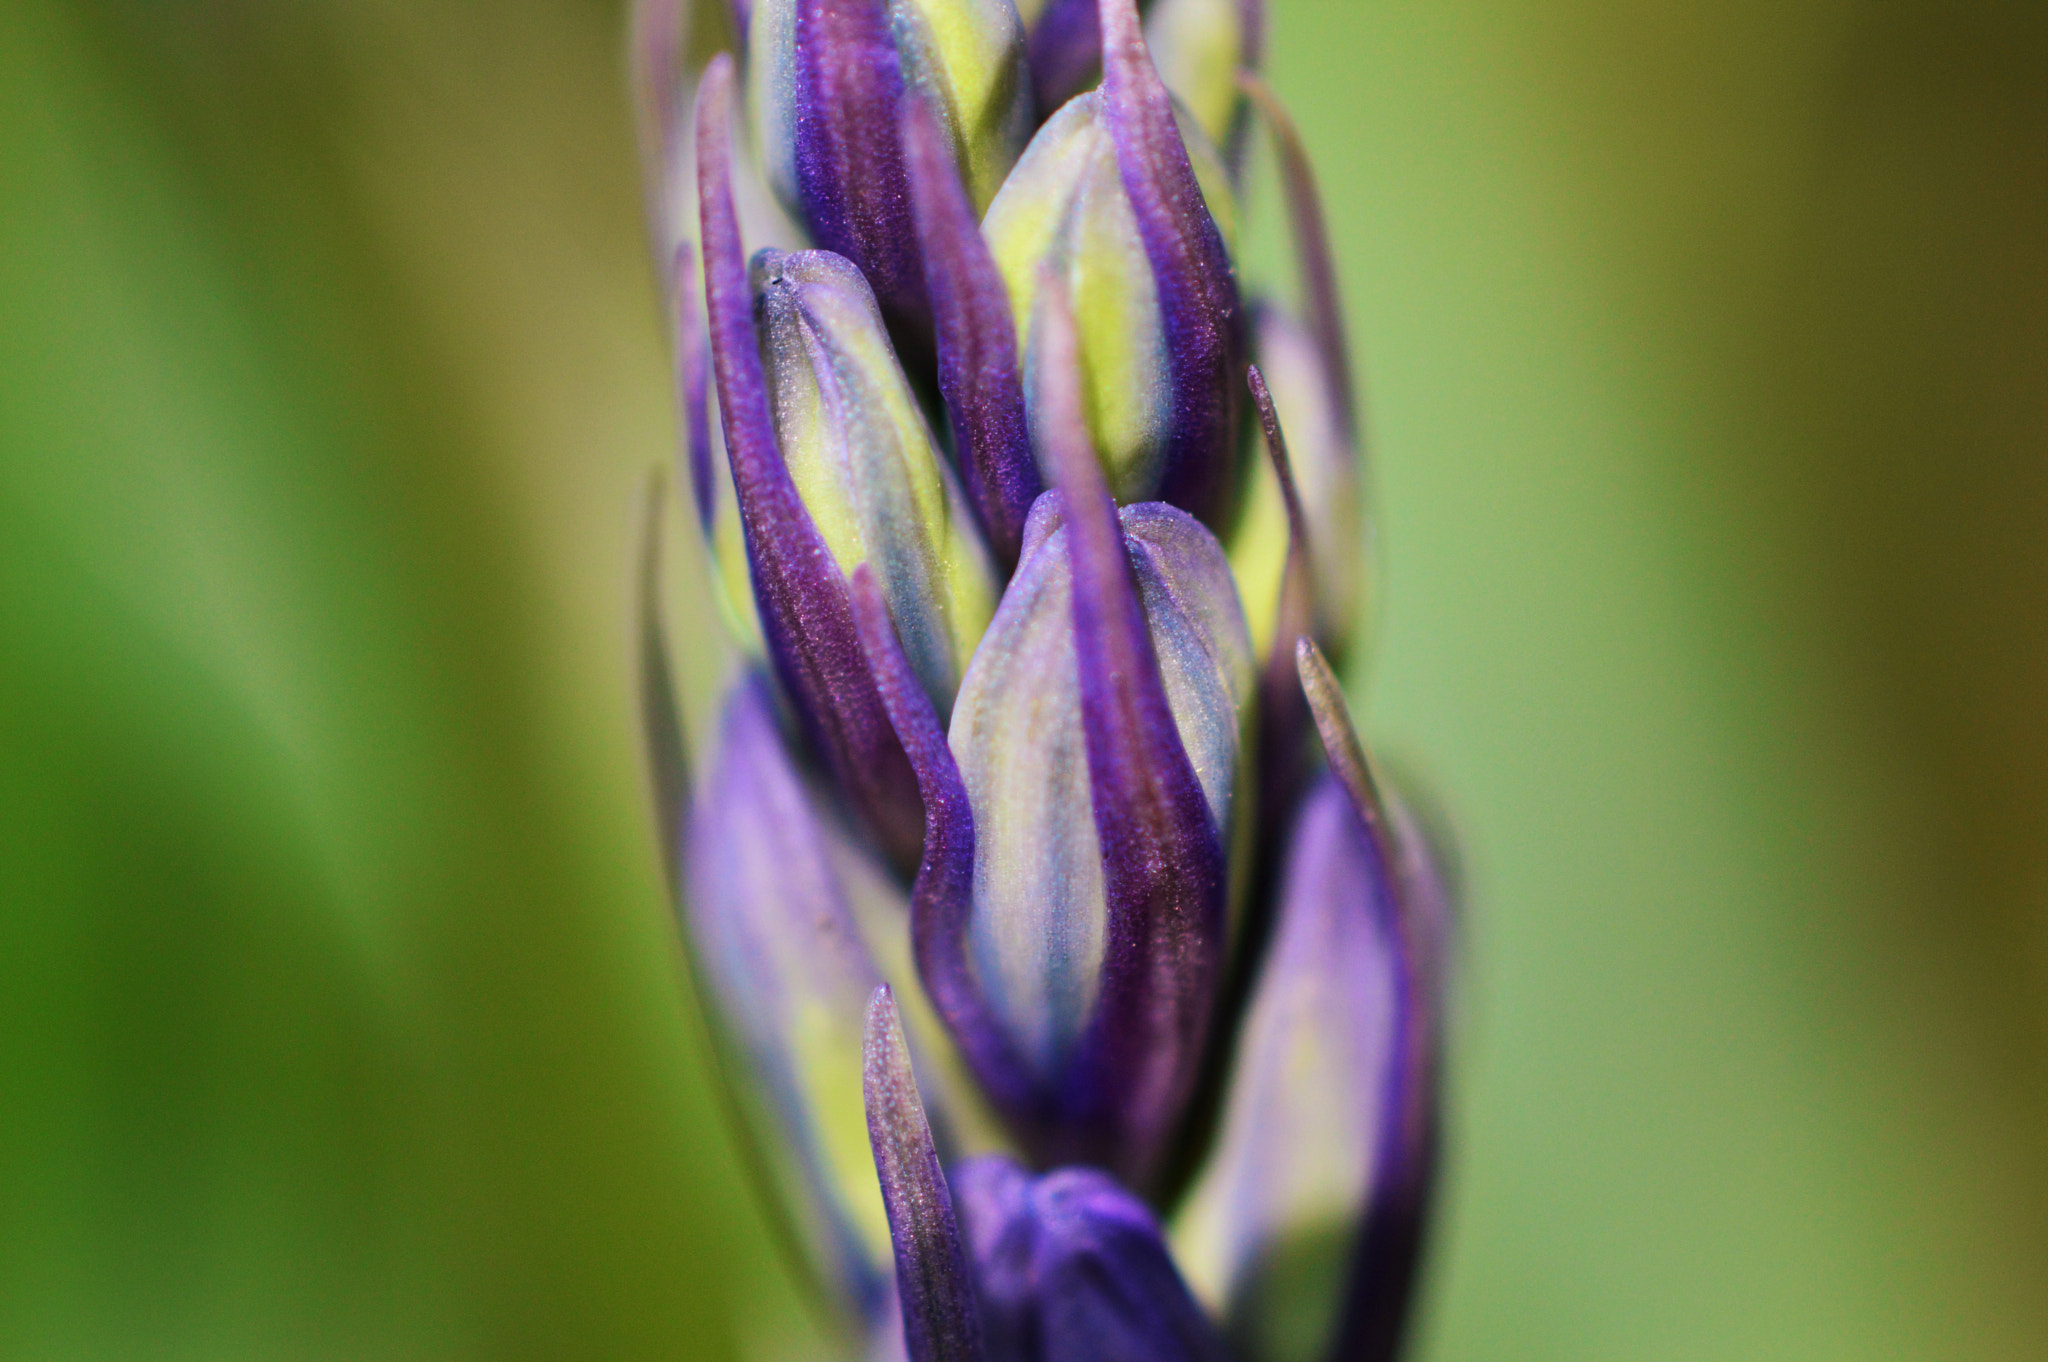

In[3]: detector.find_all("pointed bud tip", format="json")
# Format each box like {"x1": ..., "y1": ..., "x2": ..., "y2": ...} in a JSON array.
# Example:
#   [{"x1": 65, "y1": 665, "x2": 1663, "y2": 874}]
[
  {"x1": 864, "y1": 982, "x2": 987, "y2": 1362},
  {"x1": 867, "y1": 981, "x2": 897, "y2": 1031}
]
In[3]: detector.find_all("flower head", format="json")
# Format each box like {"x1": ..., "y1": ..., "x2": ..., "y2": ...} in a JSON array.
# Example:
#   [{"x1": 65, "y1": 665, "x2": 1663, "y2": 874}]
[{"x1": 633, "y1": 2, "x2": 1453, "y2": 1359}]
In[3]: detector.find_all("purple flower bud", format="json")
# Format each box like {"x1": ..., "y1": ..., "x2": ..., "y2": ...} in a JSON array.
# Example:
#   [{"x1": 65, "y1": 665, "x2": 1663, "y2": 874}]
[
  {"x1": 1170, "y1": 775, "x2": 1400, "y2": 1362},
  {"x1": 986, "y1": 0, "x2": 1245, "y2": 526},
  {"x1": 754, "y1": 247, "x2": 999, "y2": 717},
  {"x1": 750, "y1": 0, "x2": 1031, "y2": 337},
  {"x1": 852, "y1": 287, "x2": 1251, "y2": 1186},
  {"x1": 697, "y1": 59, "x2": 927, "y2": 868},
  {"x1": 1284, "y1": 637, "x2": 1445, "y2": 1362},
  {"x1": 685, "y1": 675, "x2": 1010, "y2": 1331},
  {"x1": 684, "y1": 675, "x2": 897, "y2": 1322},
  {"x1": 953, "y1": 1156, "x2": 1230, "y2": 1362}
]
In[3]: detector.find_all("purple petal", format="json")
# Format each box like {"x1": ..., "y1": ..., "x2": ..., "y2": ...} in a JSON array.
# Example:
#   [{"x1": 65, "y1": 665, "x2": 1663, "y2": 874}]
[
  {"x1": 1295, "y1": 638, "x2": 1443, "y2": 1362},
  {"x1": 1037, "y1": 277, "x2": 1228, "y2": 1187},
  {"x1": 1171, "y1": 774, "x2": 1401, "y2": 1359},
  {"x1": 696, "y1": 57, "x2": 925, "y2": 868},
  {"x1": 686, "y1": 676, "x2": 894, "y2": 1321},
  {"x1": 848, "y1": 566, "x2": 1043, "y2": 1132},
  {"x1": 952, "y1": 1157, "x2": 1230, "y2": 1362},
  {"x1": 791, "y1": 0, "x2": 929, "y2": 338},
  {"x1": 1023, "y1": 0, "x2": 1102, "y2": 118},
  {"x1": 902, "y1": 96, "x2": 1041, "y2": 570},
  {"x1": 1097, "y1": 0, "x2": 1245, "y2": 528},
  {"x1": 866, "y1": 987, "x2": 987, "y2": 1362}
]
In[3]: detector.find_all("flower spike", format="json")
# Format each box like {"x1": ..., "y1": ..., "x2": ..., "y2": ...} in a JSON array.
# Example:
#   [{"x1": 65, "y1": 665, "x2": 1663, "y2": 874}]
[
  {"x1": 866, "y1": 987, "x2": 988, "y2": 1362},
  {"x1": 1039, "y1": 277, "x2": 1229, "y2": 1185},
  {"x1": 638, "y1": 7, "x2": 1449, "y2": 1351},
  {"x1": 1097, "y1": 0, "x2": 1245, "y2": 527},
  {"x1": 696, "y1": 57, "x2": 926, "y2": 868},
  {"x1": 902, "y1": 97, "x2": 1041, "y2": 570}
]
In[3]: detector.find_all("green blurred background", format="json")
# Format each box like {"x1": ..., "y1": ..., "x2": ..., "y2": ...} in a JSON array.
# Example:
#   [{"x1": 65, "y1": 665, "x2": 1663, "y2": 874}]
[{"x1": 3, "y1": 0, "x2": 2045, "y2": 1357}]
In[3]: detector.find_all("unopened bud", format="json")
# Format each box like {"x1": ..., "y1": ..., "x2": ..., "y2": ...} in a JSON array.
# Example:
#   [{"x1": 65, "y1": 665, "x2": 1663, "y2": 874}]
[
  {"x1": 749, "y1": 0, "x2": 1030, "y2": 333},
  {"x1": 983, "y1": 0, "x2": 1244, "y2": 524},
  {"x1": 755, "y1": 248, "x2": 998, "y2": 715}
]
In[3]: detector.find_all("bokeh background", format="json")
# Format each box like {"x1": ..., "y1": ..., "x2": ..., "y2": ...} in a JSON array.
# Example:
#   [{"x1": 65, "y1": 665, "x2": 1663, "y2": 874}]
[{"x1": 4, "y1": 0, "x2": 2045, "y2": 1357}]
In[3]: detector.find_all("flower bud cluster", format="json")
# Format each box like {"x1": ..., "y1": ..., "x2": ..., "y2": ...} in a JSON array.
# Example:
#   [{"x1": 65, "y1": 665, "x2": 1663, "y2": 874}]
[{"x1": 631, "y1": 2, "x2": 1452, "y2": 1360}]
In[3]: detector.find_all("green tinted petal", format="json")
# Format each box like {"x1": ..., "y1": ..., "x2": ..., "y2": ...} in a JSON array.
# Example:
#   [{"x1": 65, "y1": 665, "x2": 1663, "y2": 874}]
[
  {"x1": 755, "y1": 249, "x2": 998, "y2": 713},
  {"x1": 985, "y1": 93, "x2": 1240, "y2": 505},
  {"x1": 1146, "y1": 0, "x2": 1256, "y2": 156},
  {"x1": 892, "y1": 0, "x2": 1033, "y2": 213}
]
